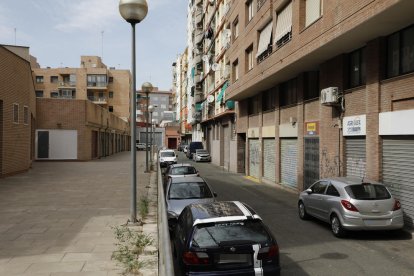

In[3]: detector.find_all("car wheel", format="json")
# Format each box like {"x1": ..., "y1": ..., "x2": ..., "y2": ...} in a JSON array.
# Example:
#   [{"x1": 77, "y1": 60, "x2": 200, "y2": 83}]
[
  {"x1": 298, "y1": 201, "x2": 309, "y2": 220},
  {"x1": 331, "y1": 214, "x2": 346, "y2": 238}
]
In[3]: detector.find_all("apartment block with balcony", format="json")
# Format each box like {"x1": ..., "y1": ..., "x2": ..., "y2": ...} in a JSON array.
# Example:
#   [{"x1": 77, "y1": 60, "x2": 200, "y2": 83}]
[
  {"x1": 224, "y1": 0, "x2": 414, "y2": 227},
  {"x1": 32, "y1": 56, "x2": 131, "y2": 160}
]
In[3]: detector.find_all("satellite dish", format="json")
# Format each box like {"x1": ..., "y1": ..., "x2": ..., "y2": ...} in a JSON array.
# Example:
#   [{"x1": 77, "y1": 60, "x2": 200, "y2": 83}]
[
  {"x1": 202, "y1": 55, "x2": 210, "y2": 62},
  {"x1": 212, "y1": 63, "x2": 220, "y2": 71}
]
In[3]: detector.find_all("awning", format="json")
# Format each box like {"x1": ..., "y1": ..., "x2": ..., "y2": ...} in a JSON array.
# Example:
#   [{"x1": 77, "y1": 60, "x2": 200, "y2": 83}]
[
  {"x1": 274, "y1": 1, "x2": 292, "y2": 42},
  {"x1": 256, "y1": 21, "x2": 273, "y2": 58},
  {"x1": 195, "y1": 103, "x2": 202, "y2": 111},
  {"x1": 216, "y1": 81, "x2": 229, "y2": 103}
]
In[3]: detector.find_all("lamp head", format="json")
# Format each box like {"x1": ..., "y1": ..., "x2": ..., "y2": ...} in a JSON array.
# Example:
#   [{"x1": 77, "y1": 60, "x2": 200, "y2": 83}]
[
  {"x1": 119, "y1": 0, "x2": 148, "y2": 24},
  {"x1": 148, "y1": 105, "x2": 154, "y2": 112}
]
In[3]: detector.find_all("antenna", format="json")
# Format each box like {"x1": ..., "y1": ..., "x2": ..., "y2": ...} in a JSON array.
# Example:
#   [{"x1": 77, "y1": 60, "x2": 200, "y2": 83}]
[{"x1": 101, "y1": 30, "x2": 104, "y2": 60}]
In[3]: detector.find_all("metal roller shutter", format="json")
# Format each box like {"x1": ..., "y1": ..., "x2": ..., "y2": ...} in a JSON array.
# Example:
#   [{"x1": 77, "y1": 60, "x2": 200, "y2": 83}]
[
  {"x1": 224, "y1": 126, "x2": 230, "y2": 169},
  {"x1": 281, "y1": 139, "x2": 298, "y2": 188},
  {"x1": 383, "y1": 138, "x2": 414, "y2": 228},
  {"x1": 304, "y1": 137, "x2": 319, "y2": 189},
  {"x1": 345, "y1": 138, "x2": 366, "y2": 178},
  {"x1": 263, "y1": 139, "x2": 276, "y2": 182},
  {"x1": 249, "y1": 139, "x2": 260, "y2": 179}
]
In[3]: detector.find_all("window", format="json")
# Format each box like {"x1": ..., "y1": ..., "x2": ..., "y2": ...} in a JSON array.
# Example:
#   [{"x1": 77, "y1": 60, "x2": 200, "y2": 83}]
[
  {"x1": 348, "y1": 47, "x2": 366, "y2": 88},
  {"x1": 311, "y1": 181, "x2": 328, "y2": 194},
  {"x1": 23, "y1": 106, "x2": 29, "y2": 125},
  {"x1": 256, "y1": 21, "x2": 273, "y2": 63},
  {"x1": 345, "y1": 184, "x2": 391, "y2": 200},
  {"x1": 386, "y1": 25, "x2": 414, "y2": 78},
  {"x1": 50, "y1": 91, "x2": 59, "y2": 98},
  {"x1": 109, "y1": 91, "x2": 114, "y2": 98},
  {"x1": 50, "y1": 76, "x2": 58, "y2": 83},
  {"x1": 305, "y1": 0, "x2": 321, "y2": 27},
  {"x1": 87, "y1": 75, "x2": 107, "y2": 87},
  {"x1": 248, "y1": 95, "x2": 259, "y2": 115},
  {"x1": 109, "y1": 106, "x2": 114, "y2": 112},
  {"x1": 36, "y1": 76, "x2": 44, "y2": 83},
  {"x1": 304, "y1": 71, "x2": 319, "y2": 100},
  {"x1": 246, "y1": 45, "x2": 254, "y2": 71},
  {"x1": 246, "y1": 0, "x2": 254, "y2": 23},
  {"x1": 13, "y1": 103, "x2": 19, "y2": 123},
  {"x1": 262, "y1": 88, "x2": 276, "y2": 111},
  {"x1": 161, "y1": 104, "x2": 166, "y2": 109},
  {"x1": 35, "y1": 90, "x2": 44, "y2": 98},
  {"x1": 279, "y1": 78, "x2": 297, "y2": 107},
  {"x1": 326, "y1": 185, "x2": 340, "y2": 197},
  {"x1": 108, "y1": 77, "x2": 113, "y2": 83},
  {"x1": 232, "y1": 17, "x2": 239, "y2": 41},
  {"x1": 60, "y1": 89, "x2": 75, "y2": 99},
  {"x1": 232, "y1": 59, "x2": 239, "y2": 82},
  {"x1": 274, "y1": 1, "x2": 292, "y2": 49}
]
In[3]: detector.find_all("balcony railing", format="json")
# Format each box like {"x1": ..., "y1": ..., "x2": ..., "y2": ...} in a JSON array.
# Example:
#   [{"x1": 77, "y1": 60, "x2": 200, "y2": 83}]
[
  {"x1": 58, "y1": 81, "x2": 76, "y2": 87},
  {"x1": 87, "y1": 82, "x2": 107, "y2": 88},
  {"x1": 88, "y1": 96, "x2": 107, "y2": 104}
]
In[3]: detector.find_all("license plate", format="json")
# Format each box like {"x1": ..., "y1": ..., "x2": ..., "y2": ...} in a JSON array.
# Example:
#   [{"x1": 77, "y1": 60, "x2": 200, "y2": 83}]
[
  {"x1": 364, "y1": 219, "x2": 390, "y2": 226},
  {"x1": 217, "y1": 254, "x2": 251, "y2": 264}
]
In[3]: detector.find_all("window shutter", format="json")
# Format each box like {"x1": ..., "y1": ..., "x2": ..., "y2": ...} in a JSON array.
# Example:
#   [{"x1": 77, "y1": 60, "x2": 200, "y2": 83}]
[
  {"x1": 274, "y1": 2, "x2": 292, "y2": 43},
  {"x1": 256, "y1": 21, "x2": 273, "y2": 58},
  {"x1": 305, "y1": 0, "x2": 321, "y2": 27}
]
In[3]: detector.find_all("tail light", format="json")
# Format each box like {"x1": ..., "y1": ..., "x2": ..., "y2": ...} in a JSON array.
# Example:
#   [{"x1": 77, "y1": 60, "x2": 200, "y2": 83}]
[
  {"x1": 341, "y1": 200, "x2": 359, "y2": 212},
  {"x1": 393, "y1": 199, "x2": 401, "y2": 211},
  {"x1": 183, "y1": 251, "x2": 210, "y2": 265},
  {"x1": 257, "y1": 245, "x2": 279, "y2": 260}
]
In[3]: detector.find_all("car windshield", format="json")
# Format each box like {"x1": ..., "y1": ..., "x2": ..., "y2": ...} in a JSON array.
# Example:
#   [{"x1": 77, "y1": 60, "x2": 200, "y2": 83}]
[
  {"x1": 160, "y1": 151, "x2": 175, "y2": 157},
  {"x1": 171, "y1": 166, "x2": 197, "y2": 175},
  {"x1": 168, "y1": 182, "x2": 212, "y2": 199},
  {"x1": 197, "y1": 150, "x2": 208, "y2": 154},
  {"x1": 192, "y1": 220, "x2": 270, "y2": 248},
  {"x1": 345, "y1": 184, "x2": 391, "y2": 200}
]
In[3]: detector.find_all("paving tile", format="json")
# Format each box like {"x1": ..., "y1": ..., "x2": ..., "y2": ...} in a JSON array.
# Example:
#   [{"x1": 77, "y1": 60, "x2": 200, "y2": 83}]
[
  {"x1": 0, "y1": 262, "x2": 32, "y2": 274},
  {"x1": 82, "y1": 260, "x2": 119, "y2": 272},
  {"x1": 8, "y1": 253, "x2": 64, "y2": 264},
  {"x1": 51, "y1": 272, "x2": 108, "y2": 276},
  {"x1": 62, "y1": 252, "x2": 112, "y2": 262},
  {"x1": 25, "y1": 261, "x2": 85, "y2": 273}
]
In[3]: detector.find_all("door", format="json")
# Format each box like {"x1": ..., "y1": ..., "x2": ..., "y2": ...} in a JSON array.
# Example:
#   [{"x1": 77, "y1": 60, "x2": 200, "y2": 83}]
[
  {"x1": 37, "y1": 131, "x2": 49, "y2": 158},
  {"x1": 249, "y1": 139, "x2": 260, "y2": 178},
  {"x1": 304, "y1": 137, "x2": 320, "y2": 189},
  {"x1": 92, "y1": 131, "x2": 98, "y2": 158},
  {"x1": 0, "y1": 101, "x2": 3, "y2": 175},
  {"x1": 382, "y1": 137, "x2": 414, "y2": 228},
  {"x1": 237, "y1": 134, "x2": 246, "y2": 174},
  {"x1": 281, "y1": 139, "x2": 298, "y2": 188},
  {"x1": 306, "y1": 180, "x2": 329, "y2": 220},
  {"x1": 345, "y1": 137, "x2": 366, "y2": 178},
  {"x1": 223, "y1": 125, "x2": 230, "y2": 170},
  {"x1": 263, "y1": 138, "x2": 276, "y2": 182}
]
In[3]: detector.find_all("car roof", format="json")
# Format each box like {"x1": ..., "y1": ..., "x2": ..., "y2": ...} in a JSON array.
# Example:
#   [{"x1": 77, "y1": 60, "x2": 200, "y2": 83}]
[
  {"x1": 169, "y1": 163, "x2": 194, "y2": 168},
  {"x1": 187, "y1": 201, "x2": 262, "y2": 226},
  {"x1": 160, "y1": 149, "x2": 174, "y2": 153},
  {"x1": 322, "y1": 177, "x2": 381, "y2": 187},
  {"x1": 170, "y1": 176, "x2": 205, "y2": 183}
]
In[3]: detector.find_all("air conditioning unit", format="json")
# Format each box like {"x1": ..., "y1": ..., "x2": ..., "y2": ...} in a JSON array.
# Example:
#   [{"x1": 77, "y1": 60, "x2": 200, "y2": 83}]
[{"x1": 320, "y1": 87, "x2": 339, "y2": 105}]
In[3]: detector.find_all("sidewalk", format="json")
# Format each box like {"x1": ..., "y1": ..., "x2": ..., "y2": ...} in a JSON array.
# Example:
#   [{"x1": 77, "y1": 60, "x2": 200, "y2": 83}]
[{"x1": 0, "y1": 151, "x2": 158, "y2": 276}]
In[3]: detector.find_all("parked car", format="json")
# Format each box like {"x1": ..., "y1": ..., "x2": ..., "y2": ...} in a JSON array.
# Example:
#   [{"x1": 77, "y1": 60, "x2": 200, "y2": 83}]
[
  {"x1": 183, "y1": 146, "x2": 188, "y2": 153},
  {"x1": 159, "y1": 149, "x2": 177, "y2": 167},
  {"x1": 298, "y1": 177, "x2": 404, "y2": 237},
  {"x1": 178, "y1": 144, "x2": 187, "y2": 152},
  {"x1": 166, "y1": 176, "x2": 216, "y2": 231},
  {"x1": 193, "y1": 149, "x2": 211, "y2": 162},
  {"x1": 162, "y1": 163, "x2": 199, "y2": 188},
  {"x1": 172, "y1": 201, "x2": 280, "y2": 276},
  {"x1": 186, "y1": 141, "x2": 203, "y2": 159},
  {"x1": 136, "y1": 142, "x2": 147, "y2": 151}
]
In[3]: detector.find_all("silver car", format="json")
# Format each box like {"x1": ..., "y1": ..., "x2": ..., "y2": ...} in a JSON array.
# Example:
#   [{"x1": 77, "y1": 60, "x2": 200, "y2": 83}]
[
  {"x1": 162, "y1": 163, "x2": 199, "y2": 189},
  {"x1": 193, "y1": 149, "x2": 211, "y2": 162},
  {"x1": 166, "y1": 176, "x2": 216, "y2": 231},
  {"x1": 298, "y1": 177, "x2": 404, "y2": 237}
]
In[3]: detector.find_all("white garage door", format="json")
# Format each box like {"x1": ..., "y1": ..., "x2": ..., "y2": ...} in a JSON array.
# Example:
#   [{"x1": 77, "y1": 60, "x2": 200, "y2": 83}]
[
  {"x1": 263, "y1": 139, "x2": 276, "y2": 182},
  {"x1": 281, "y1": 139, "x2": 297, "y2": 189},
  {"x1": 249, "y1": 139, "x2": 260, "y2": 179},
  {"x1": 36, "y1": 129, "x2": 77, "y2": 160}
]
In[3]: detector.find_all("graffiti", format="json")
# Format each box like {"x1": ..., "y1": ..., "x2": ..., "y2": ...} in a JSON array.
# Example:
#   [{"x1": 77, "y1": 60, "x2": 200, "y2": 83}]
[
  {"x1": 320, "y1": 148, "x2": 339, "y2": 178},
  {"x1": 346, "y1": 157, "x2": 366, "y2": 178}
]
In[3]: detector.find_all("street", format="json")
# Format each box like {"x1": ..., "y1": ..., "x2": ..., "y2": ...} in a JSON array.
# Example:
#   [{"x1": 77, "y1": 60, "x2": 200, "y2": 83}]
[{"x1": 176, "y1": 152, "x2": 414, "y2": 275}]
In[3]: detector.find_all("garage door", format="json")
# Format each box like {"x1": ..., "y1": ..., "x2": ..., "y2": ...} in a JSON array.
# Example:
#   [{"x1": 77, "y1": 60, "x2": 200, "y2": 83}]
[
  {"x1": 263, "y1": 139, "x2": 276, "y2": 182},
  {"x1": 383, "y1": 137, "x2": 414, "y2": 228},
  {"x1": 345, "y1": 138, "x2": 366, "y2": 178},
  {"x1": 249, "y1": 139, "x2": 260, "y2": 179},
  {"x1": 36, "y1": 129, "x2": 77, "y2": 160},
  {"x1": 281, "y1": 139, "x2": 297, "y2": 188}
]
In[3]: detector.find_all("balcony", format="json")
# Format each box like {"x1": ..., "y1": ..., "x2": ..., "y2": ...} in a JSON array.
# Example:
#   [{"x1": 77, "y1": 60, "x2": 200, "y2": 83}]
[
  {"x1": 88, "y1": 96, "x2": 107, "y2": 105},
  {"x1": 58, "y1": 81, "x2": 76, "y2": 88},
  {"x1": 195, "y1": 91, "x2": 204, "y2": 103},
  {"x1": 87, "y1": 82, "x2": 107, "y2": 89},
  {"x1": 193, "y1": 111, "x2": 202, "y2": 123}
]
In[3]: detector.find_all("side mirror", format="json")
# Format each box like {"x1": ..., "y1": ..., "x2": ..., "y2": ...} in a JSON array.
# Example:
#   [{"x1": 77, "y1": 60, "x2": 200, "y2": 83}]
[{"x1": 305, "y1": 188, "x2": 313, "y2": 194}]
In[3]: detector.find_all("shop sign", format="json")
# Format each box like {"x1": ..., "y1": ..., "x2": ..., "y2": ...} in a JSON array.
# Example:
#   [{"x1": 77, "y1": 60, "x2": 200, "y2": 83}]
[
  {"x1": 305, "y1": 121, "x2": 319, "y2": 136},
  {"x1": 343, "y1": 115, "x2": 366, "y2": 136}
]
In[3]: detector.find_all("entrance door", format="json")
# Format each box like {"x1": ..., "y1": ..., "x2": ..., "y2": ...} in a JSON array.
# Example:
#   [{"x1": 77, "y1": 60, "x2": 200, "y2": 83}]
[
  {"x1": 304, "y1": 137, "x2": 320, "y2": 189},
  {"x1": 223, "y1": 125, "x2": 230, "y2": 170},
  {"x1": 281, "y1": 139, "x2": 298, "y2": 189},
  {"x1": 37, "y1": 131, "x2": 49, "y2": 158}
]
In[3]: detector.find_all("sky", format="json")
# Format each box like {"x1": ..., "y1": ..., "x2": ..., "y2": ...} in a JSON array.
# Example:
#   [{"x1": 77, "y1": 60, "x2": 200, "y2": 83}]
[{"x1": 0, "y1": 0, "x2": 188, "y2": 91}]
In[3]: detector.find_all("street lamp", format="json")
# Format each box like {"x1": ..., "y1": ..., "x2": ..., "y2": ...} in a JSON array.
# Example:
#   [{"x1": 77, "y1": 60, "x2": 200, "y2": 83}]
[
  {"x1": 142, "y1": 81, "x2": 153, "y2": 173},
  {"x1": 119, "y1": 0, "x2": 148, "y2": 224},
  {"x1": 148, "y1": 105, "x2": 154, "y2": 165}
]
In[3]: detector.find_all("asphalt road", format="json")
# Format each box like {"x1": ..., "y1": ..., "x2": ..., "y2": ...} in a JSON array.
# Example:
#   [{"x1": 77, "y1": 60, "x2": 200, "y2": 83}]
[{"x1": 176, "y1": 152, "x2": 414, "y2": 276}]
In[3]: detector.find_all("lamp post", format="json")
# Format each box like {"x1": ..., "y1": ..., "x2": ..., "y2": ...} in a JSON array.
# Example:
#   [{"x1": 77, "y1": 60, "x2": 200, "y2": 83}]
[
  {"x1": 119, "y1": 0, "x2": 148, "y2": 224},
  {"x1": 148, "y1": 105, "x2": 154, "y2": 165},
  {"x1": 142, "y1": 82, "x2": 153, "y2": 173}
]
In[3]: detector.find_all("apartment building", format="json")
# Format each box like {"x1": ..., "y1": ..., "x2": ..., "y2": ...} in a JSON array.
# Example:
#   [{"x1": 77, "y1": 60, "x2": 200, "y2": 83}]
[
  {"x1": 0, "y1": 45, "x2": 36, "y2": 177},
  {"x1": 32, "y1": 56, "x2": 131, "y2": 160},
  {"x1": 222, "y1": 0, "x2": 414, "y2": 227},
  {"x1": 32, "y1": 56, "x2": 131, "y2": 121},
  {"x1": 186, "y1": 0, "x2": 237, "y2": 170}
]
